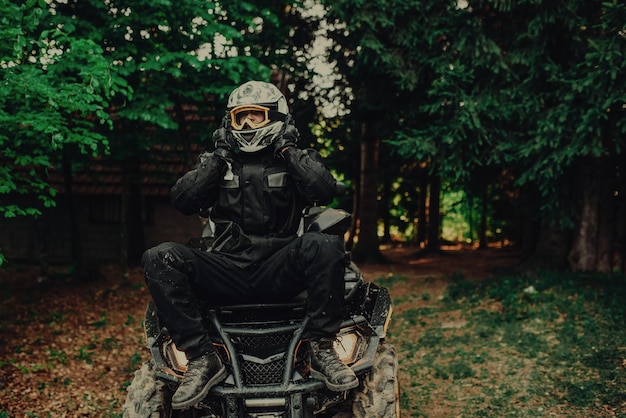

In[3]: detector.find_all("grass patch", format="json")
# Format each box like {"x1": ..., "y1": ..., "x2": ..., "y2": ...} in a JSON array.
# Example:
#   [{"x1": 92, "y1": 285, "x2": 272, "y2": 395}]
[
  {"x1": 374, "y1": 273, "x2": 407, "y2": 288},
  {"x1": 391, "y1": 270, "x2": 626, "y2": 417}
]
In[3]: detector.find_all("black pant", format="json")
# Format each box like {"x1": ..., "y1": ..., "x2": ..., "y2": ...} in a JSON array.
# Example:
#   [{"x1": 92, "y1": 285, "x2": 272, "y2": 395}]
[{"x1": 142, "y1": 232, "x2": 346, "y2": 358}]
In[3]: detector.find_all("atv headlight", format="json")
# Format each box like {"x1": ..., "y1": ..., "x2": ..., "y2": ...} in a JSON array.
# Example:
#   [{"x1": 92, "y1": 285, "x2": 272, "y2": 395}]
[
  {"x1": 333, "y1": 328, "x2": 367, "y2": 365},
  {"x1": 164, "y1": 339, "x2": 188, "y2": 373}
]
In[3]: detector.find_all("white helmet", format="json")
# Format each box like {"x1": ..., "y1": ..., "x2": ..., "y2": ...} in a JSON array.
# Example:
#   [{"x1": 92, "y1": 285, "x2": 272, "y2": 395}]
[{"x1": 227, "y1": 81, "x2": 289, "y2": 153}]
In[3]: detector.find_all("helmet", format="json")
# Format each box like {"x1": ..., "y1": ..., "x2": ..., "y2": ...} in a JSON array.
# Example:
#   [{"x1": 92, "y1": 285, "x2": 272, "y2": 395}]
[{"x1": 227, "y1": 81, "x2": 289, "y2": 153}]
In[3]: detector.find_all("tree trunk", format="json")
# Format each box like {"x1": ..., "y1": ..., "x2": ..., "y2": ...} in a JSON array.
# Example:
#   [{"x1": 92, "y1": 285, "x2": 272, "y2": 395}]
[
  {"x1": 35, "y1": 206, "x2": 50, "y2": 280},
  {"x1": 347, "y1": 141, "x2": 361, "y2": 251},
  {"x1": 62, "y1": 151, "x2": 81, "y2": 265},
  {"x1": 534, "y1": 225, "x2": 570, "y2": 270},
  {"x1": 425, "y1": 173, "x2": 441, "y2": 252},
  {"x1": 381, "y1": 177, "x2": 391, "y2": 244},
  {"x1": 520, "y1": 185, "x2": 540, "y2": 259},
  {"x1": 568, "y1": 174, "x2": 599, "y2": 272},
  {"x1": 352, "y1": 122, "x2": 382, "y2": 263},
  {"x1": 567, "y1": 159, "x2": 617, "y2": 273},
  {"x1": 596, "y1": 161, "x2": 615, "y2": 273},
  {"x1": 467, "y1": 194, "x2": 474, "y2": 246},
  {"x1": 173, "y1": 95, "x2": 194, "y2": 166},
  {"x1": 478, "y1": 184, "x2": 489, "y2": 249},
  {"x1": 121, "y1": 157, "x2": 145, "y2": 274},
  {"x1": 120, "y1": 169, "x2": 129, "y2": 280},
  {"x1": 416, "y1": 174, "x2": 428, "y2": 247},
  {"x1": 621, "y1": 170, "x2": 626, "y2": 274}
]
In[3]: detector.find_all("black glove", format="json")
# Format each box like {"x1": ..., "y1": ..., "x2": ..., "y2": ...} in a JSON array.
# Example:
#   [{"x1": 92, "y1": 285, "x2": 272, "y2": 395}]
[
  {"x1": 213, "y1": 115, "x2": 235, "y2": 162},
  {"x1": 273, "y1": 115, "x2": 299, "y2": 156}
]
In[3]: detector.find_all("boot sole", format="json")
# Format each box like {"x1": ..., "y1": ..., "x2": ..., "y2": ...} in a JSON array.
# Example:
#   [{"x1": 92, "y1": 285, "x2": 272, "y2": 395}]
[
  {"x1": 310, "y1": 368, "x2": 359, "y2": 392},
  {"x1": 171, "y1": 365, "x2": 228, "y2": 410}
]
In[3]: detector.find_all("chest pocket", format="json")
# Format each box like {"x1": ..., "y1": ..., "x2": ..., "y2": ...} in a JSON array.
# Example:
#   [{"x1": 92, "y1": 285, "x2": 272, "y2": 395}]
[
  {"x1": 219, "y1": 176, "x2": 240, "y2": 189},
  {"x1": 267, "y1": 172, "x2": 290, "y2": 188}
]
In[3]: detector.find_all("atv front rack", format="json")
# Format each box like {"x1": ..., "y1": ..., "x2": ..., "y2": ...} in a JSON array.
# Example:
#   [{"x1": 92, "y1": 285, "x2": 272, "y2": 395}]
[{"x1": 143, "y1": 268, "x2": 394, "y2": 417}]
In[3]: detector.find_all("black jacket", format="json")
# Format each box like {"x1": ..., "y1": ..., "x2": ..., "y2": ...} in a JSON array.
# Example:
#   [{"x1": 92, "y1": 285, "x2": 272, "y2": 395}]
[{"x1": 171, "y1": 147, "x2": 339, "y2": 267}]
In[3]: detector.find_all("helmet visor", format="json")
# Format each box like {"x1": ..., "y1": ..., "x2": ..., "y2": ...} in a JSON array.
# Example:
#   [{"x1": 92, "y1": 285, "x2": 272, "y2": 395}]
[{"x1": 230, "y1": 105, "x2": 271, "y2": 130}]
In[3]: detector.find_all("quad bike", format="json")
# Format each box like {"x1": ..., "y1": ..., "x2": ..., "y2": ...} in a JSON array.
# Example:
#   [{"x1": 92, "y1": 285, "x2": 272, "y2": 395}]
[{"x1": 123, "y1": 206, "x2": 400, "y2": 417}]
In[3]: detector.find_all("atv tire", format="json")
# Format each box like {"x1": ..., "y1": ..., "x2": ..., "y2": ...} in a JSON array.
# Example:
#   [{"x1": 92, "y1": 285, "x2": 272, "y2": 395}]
[
  {"x1": 352, "y1": 343, "x2": 400, "y2": 418},
  {"x1": 122, "y1": 360, "x2": 172, "y2": 418}
]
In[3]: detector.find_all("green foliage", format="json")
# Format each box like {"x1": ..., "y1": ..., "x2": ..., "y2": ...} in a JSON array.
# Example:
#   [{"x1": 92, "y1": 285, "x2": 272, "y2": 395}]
[
  {"x1": 0, "y1": 0, "x2": 305, "y2": 264},
  {"x1": 374, "y1": 273, "x2": 407, "y2": 288},
  {"x1": 392, "y1": 269, "x2": 626, "y2": 415},
  {"x1": 324, "y1": 0, "x2": 625, "y2": 229},
  {"x1": 51, "y1": 0, "x2": 291, "y2": 155},
  {"x1": 0, "y1": 1, "x2": 123, "y2": 229},
  {"x1": 508, "y1": 1, "x2": 626, "y2": 222},
  {"x1": 75, "y1": 344, "x2": 96, "y2": 364},
  {"x1": 48, "y1": 348, "x2": 69, "y2": 365},
  {"x1": 126, "y1": 351, "x2": 143, "y2": 373},
  {"x1": 89, "y1": 312, "x2": 107, "y2": 328}
]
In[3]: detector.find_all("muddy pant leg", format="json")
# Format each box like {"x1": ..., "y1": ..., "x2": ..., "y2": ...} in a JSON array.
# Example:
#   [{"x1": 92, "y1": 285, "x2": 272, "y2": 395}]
[
  {"x1": 141, "y1": 242, "x2": 249, "y2": 358},
  {"x1": 250, "y1": 232, "x2": 346, "y2": 339}
]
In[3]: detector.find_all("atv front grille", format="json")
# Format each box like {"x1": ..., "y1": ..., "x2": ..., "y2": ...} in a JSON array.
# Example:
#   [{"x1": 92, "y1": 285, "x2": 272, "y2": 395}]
[
  {"x1": 207, "y1": 306, "x2": 309, "y2": 388},
  {"x1": 230, "y1": 331, "x2": 293, "y2": 386},
  {"x1": 241, "y1": 357, "x2": 286, "y2": 385}
]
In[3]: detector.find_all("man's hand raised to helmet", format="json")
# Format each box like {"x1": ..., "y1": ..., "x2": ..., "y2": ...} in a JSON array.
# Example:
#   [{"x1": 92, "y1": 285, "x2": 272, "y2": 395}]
[
  {"x1": 273, "y1": 115, "x2": 300, "y2": 157},
  {"x1": 213, "y1": 117, "x2": 235, "y2": 163}
]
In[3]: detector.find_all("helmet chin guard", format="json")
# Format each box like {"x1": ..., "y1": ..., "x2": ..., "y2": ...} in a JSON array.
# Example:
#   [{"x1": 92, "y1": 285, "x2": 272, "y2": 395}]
[
  {"x1": 227, "y1": 81, "x2": 289, "y2": 153},
  {"x1": 231, "y1": 121, "x2": 285, "y2": 153}
]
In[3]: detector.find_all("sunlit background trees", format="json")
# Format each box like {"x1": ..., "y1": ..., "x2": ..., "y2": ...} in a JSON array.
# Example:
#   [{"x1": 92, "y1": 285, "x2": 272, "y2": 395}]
[{"x1": 1, "y1": 0, "x2": 625, "y2": 274}]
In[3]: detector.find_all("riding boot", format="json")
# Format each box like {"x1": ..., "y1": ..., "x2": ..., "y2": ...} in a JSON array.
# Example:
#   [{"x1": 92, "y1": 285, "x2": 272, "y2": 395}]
[
  {"x1": 171, "y1": 351, "x2": 227, "y2": 410},
  {"x1": 309, "y1": 338, "x2": 358, "y2": 391}
]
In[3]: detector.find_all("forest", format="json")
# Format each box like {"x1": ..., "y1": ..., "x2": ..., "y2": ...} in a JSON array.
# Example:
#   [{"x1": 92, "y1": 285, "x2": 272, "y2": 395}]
[
  {"x1": 1, "y1": 1, "x2": 626, "y2": 417},
  {"x1": 1, "y1": 0, "x2": 625, "y2": 273}
]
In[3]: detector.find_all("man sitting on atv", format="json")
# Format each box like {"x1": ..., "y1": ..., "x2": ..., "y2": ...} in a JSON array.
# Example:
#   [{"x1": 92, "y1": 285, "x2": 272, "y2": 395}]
[{"x1": 141, "y1": 80, "x2": 358, "y2": 410}]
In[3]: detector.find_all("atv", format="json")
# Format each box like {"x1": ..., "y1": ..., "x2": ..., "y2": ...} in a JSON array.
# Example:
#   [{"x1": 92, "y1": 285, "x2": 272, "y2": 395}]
[{"x1": 122, "y1": 207, "x2": 400, "y2": 417}]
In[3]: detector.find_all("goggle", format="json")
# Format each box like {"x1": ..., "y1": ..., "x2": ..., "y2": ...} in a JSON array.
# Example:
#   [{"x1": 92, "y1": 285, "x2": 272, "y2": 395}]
[{"x1": 230, "y1": 105, "x2": 271, "y2": 130}]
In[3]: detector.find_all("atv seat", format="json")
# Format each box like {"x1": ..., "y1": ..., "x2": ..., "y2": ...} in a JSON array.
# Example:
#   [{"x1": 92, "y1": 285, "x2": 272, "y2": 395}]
[{"x1": 212, "y1": 262, "x2": 365, "y2": 320}]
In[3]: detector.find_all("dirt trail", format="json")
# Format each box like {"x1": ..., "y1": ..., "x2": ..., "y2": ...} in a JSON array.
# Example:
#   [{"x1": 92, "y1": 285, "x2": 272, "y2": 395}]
[{"x1": 0, "y1": 246, "x2": 522, "y2": 416}]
